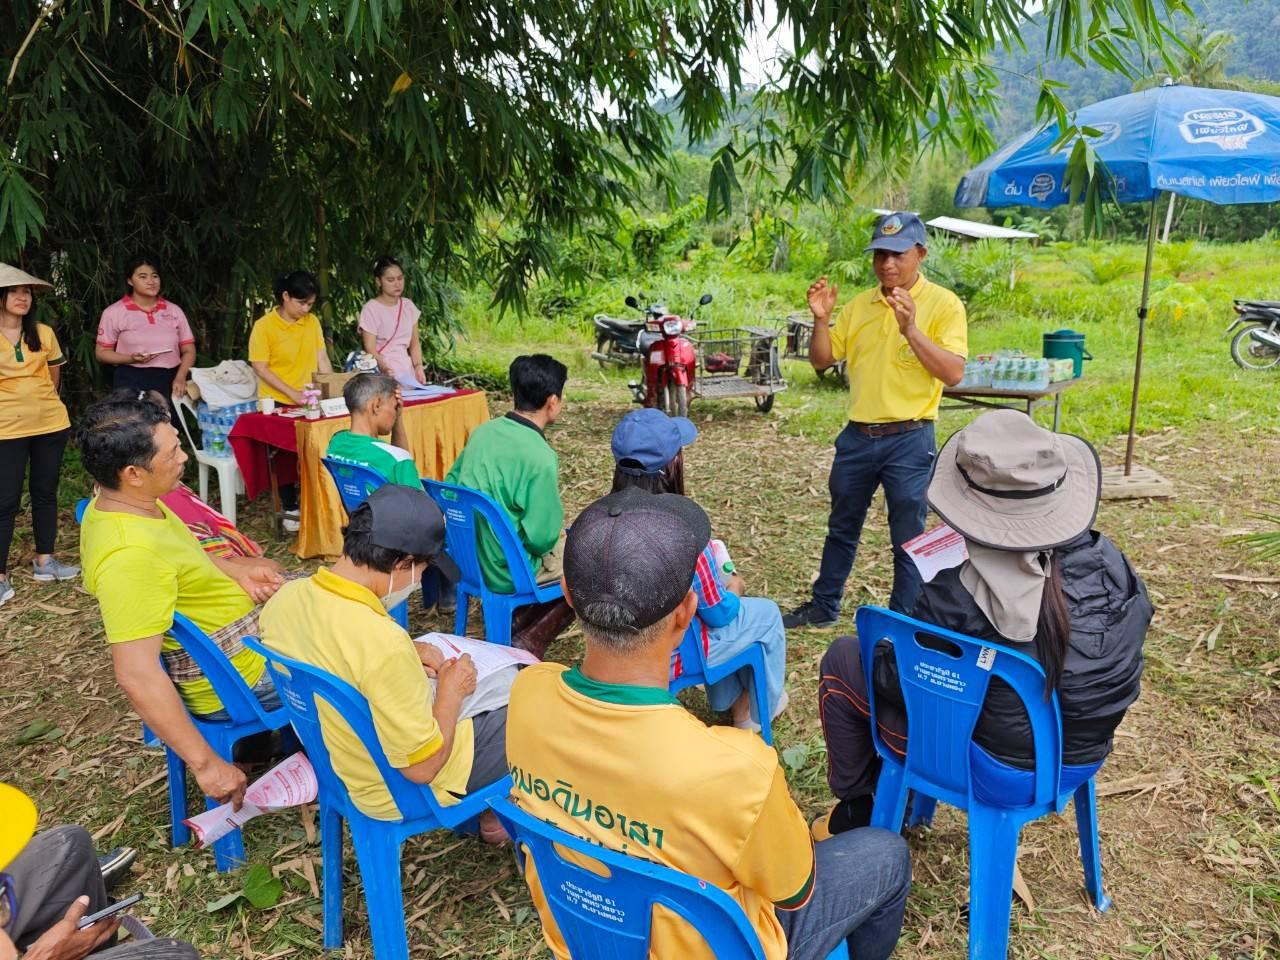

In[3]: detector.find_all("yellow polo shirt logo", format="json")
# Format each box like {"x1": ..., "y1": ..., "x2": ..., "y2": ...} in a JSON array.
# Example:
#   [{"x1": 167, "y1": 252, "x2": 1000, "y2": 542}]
[{"x1": 829, "y1": 273, "x2": 968, "y2": 424}]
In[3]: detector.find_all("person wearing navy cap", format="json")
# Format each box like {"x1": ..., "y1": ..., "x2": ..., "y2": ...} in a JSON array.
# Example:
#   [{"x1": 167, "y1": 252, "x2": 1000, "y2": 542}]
[
  {"x1": 610, "y1": 409, "x2": 789, "y2": 731},
  {"x1": 784, "y1": 211, "x2": 968, "y2": 628}
]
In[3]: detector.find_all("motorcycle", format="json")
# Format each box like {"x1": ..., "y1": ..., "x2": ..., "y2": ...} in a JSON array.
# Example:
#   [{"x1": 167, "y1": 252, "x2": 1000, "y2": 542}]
[
  {"x1": 627, "y1": 293, "x2": 713, "y2": 417},
  {"x1": 591, "y1": 296, "x2": 666, "y2": 368},
  {"x1": 1227, "y1": 298, "x2": 1280, "y2": 371}
]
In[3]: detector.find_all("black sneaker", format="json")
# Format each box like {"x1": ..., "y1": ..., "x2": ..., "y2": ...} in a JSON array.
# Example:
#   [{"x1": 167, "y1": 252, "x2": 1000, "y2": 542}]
[
  {"x1": 99, "y1": 846, "x2": 137, "y2": 892},
  {"x1": 782, "y1": 601, "x2": 838, "y2": 630}
]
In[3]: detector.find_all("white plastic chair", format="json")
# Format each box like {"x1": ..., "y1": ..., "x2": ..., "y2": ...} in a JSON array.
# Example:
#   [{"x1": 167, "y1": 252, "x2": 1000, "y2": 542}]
[{"x1": 173, "y1": 394, "x2": 244, "y2": 526}]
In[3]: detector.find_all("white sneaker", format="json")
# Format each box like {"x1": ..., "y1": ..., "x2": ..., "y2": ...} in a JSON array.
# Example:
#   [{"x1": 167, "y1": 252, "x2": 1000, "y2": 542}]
[
  {"x1": 282, "y1": 510, "x2": 301, "y2": 533},
  {"x1": 0, "y1": 579, "x2": 13, "y2": 606},
  {"x1": 732, "y1": 689, "x2": 789, "y2": 733}
]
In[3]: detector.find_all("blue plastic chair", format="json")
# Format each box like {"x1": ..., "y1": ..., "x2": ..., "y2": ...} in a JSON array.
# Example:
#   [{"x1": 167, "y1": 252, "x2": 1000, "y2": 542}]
[
  {"x1": 242, "y1": 635, "x2": 513, "y2": 960},
  {"x1": 422, "y1": 479, "x2": 563, "y2": 646},
  {"x1": 320, "y1": 457, "x2": 409, "y2": 631},
  {"x1": 165, "y1": 612, "x2": 295, "y2": 872},
  {"x1": 855, "y1": 605, "x2": 1111, "y2": 959},
  {"x1": 76, "y1": 498, "x2": 288, "y2": 871},
  {"x1": 669, "y1": 621, "x2": 773, "y2": 745},
  {"x1": 489, "y1": 798, "x2": 847, "y2": 960}
]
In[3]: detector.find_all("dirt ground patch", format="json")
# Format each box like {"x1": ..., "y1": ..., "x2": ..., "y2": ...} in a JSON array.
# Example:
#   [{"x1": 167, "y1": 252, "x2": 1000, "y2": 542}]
[{"x1": 3, "y1": 396, "x2": 1277, "y2": 959}]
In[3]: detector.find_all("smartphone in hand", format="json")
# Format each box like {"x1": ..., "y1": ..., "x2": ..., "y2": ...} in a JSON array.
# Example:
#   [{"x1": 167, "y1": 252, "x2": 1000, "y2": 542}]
[{"x1": 78, "y1": 893, "x2": 142, "y2": 929}]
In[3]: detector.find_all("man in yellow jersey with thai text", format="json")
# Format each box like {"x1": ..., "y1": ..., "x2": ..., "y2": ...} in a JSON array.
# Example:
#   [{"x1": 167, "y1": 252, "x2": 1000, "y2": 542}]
[
  {"x1": 506, "y1": 488, "x2": 910, "y2": 960},
  {"x1": 785, "y1": 212, "x2": 967, "y2": 628}
]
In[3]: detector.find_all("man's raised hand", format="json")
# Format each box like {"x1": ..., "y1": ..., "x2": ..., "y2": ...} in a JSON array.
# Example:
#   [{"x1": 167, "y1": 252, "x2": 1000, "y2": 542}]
[{"x1": 807, "y1": 276, "x2": 838, "y2": 323}]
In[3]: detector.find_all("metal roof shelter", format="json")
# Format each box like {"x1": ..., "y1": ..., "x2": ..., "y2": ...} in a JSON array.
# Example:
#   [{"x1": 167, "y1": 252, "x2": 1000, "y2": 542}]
[{"x1": 924, "y1": 216, "x2": 1039, "y2": 242}]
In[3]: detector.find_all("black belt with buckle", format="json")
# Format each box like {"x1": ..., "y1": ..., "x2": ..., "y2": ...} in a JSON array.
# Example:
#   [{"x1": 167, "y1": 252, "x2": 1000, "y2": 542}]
[{"x1": 850, "y1": 419, "x2": 930, "y2": 438}]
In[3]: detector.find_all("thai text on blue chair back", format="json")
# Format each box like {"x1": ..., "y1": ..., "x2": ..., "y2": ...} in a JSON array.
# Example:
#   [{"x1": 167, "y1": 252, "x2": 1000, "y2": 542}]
[
  {"x1": 855, "y1": 606, "x2": 1064, "y2": 811},
  {"x1": 489, "y1": 799, "x2": 767, "y2": 960},
  {"x1": 321, "y1": 457, "x2": 387, "y2": 514},
  {"x1": 423, "y1": 480, "x2": 539, "y2": 596},
  {"x1": 242, "y1": 635, "x2": 443, "y2": 823}
]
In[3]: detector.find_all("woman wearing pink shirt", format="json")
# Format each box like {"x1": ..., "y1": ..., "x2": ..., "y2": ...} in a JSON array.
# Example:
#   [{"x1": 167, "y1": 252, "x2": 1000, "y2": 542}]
[
  {"x1": 96, "y1": 254, "x2": 196, "y2": 400},
  {"x1": 358, "y1": 256, "x2": 425, "y2": 385}
]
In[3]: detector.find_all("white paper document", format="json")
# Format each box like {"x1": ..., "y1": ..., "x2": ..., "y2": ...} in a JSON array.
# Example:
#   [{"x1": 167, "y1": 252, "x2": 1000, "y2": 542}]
[
  {"x1": 184, "y1": 752, "x2": 317, "y2": 848},
  {"x1": 399, "y1": 382, "x2": 457, "y2": 400},
  {"x1": 904, "y1": 523, "x2": 969, "y2": 583},
  {"x1": 413, "y1": 633, "x2": 538, "y2": 719}
]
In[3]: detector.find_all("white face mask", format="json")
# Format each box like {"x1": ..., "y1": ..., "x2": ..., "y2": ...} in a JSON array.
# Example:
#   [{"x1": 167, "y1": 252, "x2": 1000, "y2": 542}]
[{"x1": 382, "y1": 562, "x2": 418, "y2": 611}]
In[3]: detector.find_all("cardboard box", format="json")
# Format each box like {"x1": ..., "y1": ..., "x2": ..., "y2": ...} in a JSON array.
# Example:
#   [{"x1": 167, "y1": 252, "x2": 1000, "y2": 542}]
[{"x1": 311, "y1": 372, "x2": 356, "y2": 400}]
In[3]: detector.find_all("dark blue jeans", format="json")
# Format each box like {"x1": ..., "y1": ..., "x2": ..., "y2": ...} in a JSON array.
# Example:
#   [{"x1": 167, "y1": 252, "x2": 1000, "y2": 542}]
[
  {"x1": 812, "y1": 423, "x2": 935, "y2": 618},
  {"x1": 775, "y1": 826, "x2": 911, "y2": 960}
]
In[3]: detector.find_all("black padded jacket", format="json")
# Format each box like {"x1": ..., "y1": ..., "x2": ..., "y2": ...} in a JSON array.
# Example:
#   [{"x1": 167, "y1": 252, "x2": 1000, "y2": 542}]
[{"x1": 872, "y1": 530, "x2": 1152, "y2": 768}]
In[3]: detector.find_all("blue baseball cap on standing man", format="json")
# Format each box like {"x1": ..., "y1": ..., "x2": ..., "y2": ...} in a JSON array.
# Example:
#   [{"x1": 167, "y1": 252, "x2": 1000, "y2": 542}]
[{"x1": 865, "y1": 212, "x2": 928, "y2": 253}]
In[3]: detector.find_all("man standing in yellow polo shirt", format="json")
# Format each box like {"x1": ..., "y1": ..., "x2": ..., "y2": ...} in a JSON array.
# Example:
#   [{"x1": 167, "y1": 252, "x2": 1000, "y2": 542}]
[
  {"x1": 784, "y1": 212, "x2": 967, "y2": 628},
  {"x1": 507, "y1": 489, "x2": 910, "y2": 960}
]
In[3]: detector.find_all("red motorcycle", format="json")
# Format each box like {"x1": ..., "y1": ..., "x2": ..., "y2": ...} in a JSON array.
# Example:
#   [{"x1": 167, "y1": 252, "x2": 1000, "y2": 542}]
[{"x1": 627, "y1": 293, "x2": 712, "y2": 417}]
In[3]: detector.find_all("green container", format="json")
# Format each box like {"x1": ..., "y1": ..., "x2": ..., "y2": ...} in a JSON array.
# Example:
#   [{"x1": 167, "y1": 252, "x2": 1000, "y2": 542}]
[{"x1": 1042, "y1": 329, "x2": 1092, "y2": 379}]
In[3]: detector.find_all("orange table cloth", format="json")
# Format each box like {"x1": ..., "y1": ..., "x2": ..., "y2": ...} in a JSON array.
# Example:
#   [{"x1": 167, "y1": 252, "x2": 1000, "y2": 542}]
[{"x1": 293, "y1": 391, "x2": 489, "y2": 558}]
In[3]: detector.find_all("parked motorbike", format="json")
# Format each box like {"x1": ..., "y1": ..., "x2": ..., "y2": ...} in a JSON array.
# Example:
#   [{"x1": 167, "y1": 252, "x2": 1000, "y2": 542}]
[
  {"x1": 591, "y1": 296, "x2": 666, "y2": 367},
  {"x1": 1227, "y1": 299, "x2": 1280, "y2": 371},
  {"x1": 627, "y1": 293, "x2": 713, "y2": 417}
]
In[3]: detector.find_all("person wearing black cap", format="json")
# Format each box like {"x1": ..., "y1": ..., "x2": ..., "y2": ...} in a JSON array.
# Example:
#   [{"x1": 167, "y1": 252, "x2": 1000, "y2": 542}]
[
  {"x1": 259, "y1": 484, "x2": 509, "y2": 841},
  {"x1": 506, "y1": 488, "x2": 910, "y2": 960},
  {"x1": 784, "y1": 212, "x2": 967, "y2": 629}
]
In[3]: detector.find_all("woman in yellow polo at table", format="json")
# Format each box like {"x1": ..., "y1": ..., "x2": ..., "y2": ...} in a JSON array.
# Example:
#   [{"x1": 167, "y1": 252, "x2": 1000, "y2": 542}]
[
  {"x1": 0, "y1": 263, "x2": 79, "y2": 609},
  {"x1": 248, "y1": 270, "x2": 332, "y2": 524}
]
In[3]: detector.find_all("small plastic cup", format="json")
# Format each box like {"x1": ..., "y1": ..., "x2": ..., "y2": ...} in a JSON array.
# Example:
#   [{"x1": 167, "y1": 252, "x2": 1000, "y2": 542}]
[{"x1": 259, "y1": 397, "x2": 276, "y2": 415}]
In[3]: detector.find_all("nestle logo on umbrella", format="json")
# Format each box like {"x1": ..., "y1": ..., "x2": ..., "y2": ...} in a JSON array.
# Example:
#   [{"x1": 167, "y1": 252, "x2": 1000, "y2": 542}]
[
  {"x1": 1179, "y1": 108, "x2": 1265, "y2": 150},
  {"x1": 1029, "y1": 173, "x2": 1056, "y2": 200}
]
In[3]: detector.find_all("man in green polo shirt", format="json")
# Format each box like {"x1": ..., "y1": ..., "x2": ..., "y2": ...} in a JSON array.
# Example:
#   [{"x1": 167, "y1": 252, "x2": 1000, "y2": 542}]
[
  {"x1": 326, "y1": 372, "x2": 457, "y2": 613},
  {"x1": 446, "y1": 354, "x2": 574, "y2": 656},
  {"x1": 326, "y1": 373, "x2": 417, "y2": 487}
]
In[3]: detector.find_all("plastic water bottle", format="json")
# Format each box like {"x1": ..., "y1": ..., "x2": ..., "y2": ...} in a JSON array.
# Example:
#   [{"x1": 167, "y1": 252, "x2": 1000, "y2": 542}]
[{"x1": 710, "y1": 539, "x2": 735, "y2": 576}]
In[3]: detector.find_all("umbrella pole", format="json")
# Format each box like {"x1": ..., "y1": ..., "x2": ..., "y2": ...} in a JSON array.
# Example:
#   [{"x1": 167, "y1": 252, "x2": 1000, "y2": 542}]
[{"x1": 1124, "y1": 194, "x2": 1161, "y2": 476}]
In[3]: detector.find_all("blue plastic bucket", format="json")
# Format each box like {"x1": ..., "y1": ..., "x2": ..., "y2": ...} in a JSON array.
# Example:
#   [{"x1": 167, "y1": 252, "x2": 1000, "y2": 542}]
[{"x1": 1042, "y1": 329, "x2": 1092, "y2": 379}]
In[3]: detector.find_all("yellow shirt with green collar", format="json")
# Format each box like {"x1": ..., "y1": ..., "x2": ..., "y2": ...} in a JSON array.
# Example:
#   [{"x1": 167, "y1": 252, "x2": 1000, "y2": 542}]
[
  {"x1": 830, "y1": 272, "x2": 968, "y2": 423},
  {"x1": 506, "y1": 662, "x2": 815, "y2": 960},
  {"x1": 258, "y1": 568, "x2": 474, "y2": 818}
]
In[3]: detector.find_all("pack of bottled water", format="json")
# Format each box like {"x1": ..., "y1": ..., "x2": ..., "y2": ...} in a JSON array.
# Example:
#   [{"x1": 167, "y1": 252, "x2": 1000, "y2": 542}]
[
  {"x1": 196, "y1": 400, "x2": 258, "y2": 458},
  {"x1": 991, "y1": 357, "x2": 1050, "y2": 392}
]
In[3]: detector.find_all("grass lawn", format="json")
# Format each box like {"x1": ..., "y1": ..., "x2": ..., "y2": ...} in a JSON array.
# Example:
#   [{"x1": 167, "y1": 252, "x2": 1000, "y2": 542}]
[{"x1": 5, "y1": 244, "x2": 1280, "y2": 958}]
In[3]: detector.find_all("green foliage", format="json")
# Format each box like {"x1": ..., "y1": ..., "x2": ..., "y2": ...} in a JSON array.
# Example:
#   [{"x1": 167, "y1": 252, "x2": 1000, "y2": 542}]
[
  {"x1": 1230, "y1": 512, "x2": 1280, "y2": 563},
  {"x1": 0, "y1": 0, "x2": 1184, "y2": 413},
  {"x1": 1068, "y1": 250, "x2": 1145, "y2": 284},
  {"x1": 924, "y1": 237, "x2": 1026, "y2": 303}
]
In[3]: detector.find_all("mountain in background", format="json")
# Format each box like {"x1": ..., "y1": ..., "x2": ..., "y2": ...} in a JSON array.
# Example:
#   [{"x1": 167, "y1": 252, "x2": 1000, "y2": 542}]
[{"x1": 987, "y1": 0, "x2": 1280, "y2": 138}]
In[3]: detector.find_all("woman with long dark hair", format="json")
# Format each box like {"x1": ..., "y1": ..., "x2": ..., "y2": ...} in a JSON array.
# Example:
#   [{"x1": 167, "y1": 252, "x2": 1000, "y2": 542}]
[
  {"x1": 359, "y1": 256, "x2": 425, "y2": 385},
  {"x1": 0, "y1": 264, "x2": 79, "y2": 606},
  {"x1": 95, "y1": 253, "x2": 197, "y2": 400},
  {"x1": 814, "y1": 409, "x2": 1150, "y2": 837}
]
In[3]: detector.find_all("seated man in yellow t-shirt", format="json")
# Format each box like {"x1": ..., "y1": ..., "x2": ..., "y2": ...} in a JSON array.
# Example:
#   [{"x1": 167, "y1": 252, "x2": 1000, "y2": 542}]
[
  {"x1": 259, "y1": 484, "x2": 508, "y2": 840},
  {"x1": 78, "y1": 391, "x2": 289, "y2": 811},
  {"x1": 507, "y1": 488, "x2": 911, "y2": 960}
]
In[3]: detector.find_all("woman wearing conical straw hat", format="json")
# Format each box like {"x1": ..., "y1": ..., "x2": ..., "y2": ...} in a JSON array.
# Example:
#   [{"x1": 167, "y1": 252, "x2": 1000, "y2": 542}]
[{"x1": 0, "y1": 264, "x2": 79, "y2": 608}]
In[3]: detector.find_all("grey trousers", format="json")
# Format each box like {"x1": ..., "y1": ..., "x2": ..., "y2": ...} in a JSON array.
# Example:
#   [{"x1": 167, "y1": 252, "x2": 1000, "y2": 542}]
[{"x1": 7, "y1": 826, "x2": 198, "y2": 959}]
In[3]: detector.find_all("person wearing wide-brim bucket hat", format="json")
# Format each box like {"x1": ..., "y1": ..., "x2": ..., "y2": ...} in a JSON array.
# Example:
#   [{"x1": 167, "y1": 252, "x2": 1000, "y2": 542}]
[
  {"x1": 812, "y1": 409, "x2": 1152, "y2": 841},
  {"x1": 0, "y1": 263, "x2": 80, "y2": 610},
  {"x1": 0, "y1": 782, "x2": 190, "y2": 960}
]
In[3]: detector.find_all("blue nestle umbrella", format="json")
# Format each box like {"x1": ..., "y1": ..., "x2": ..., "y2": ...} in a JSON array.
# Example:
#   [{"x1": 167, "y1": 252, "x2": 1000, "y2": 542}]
[{"x1": 956, "y1": 81, "x2": 1280, "y2": 473}]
